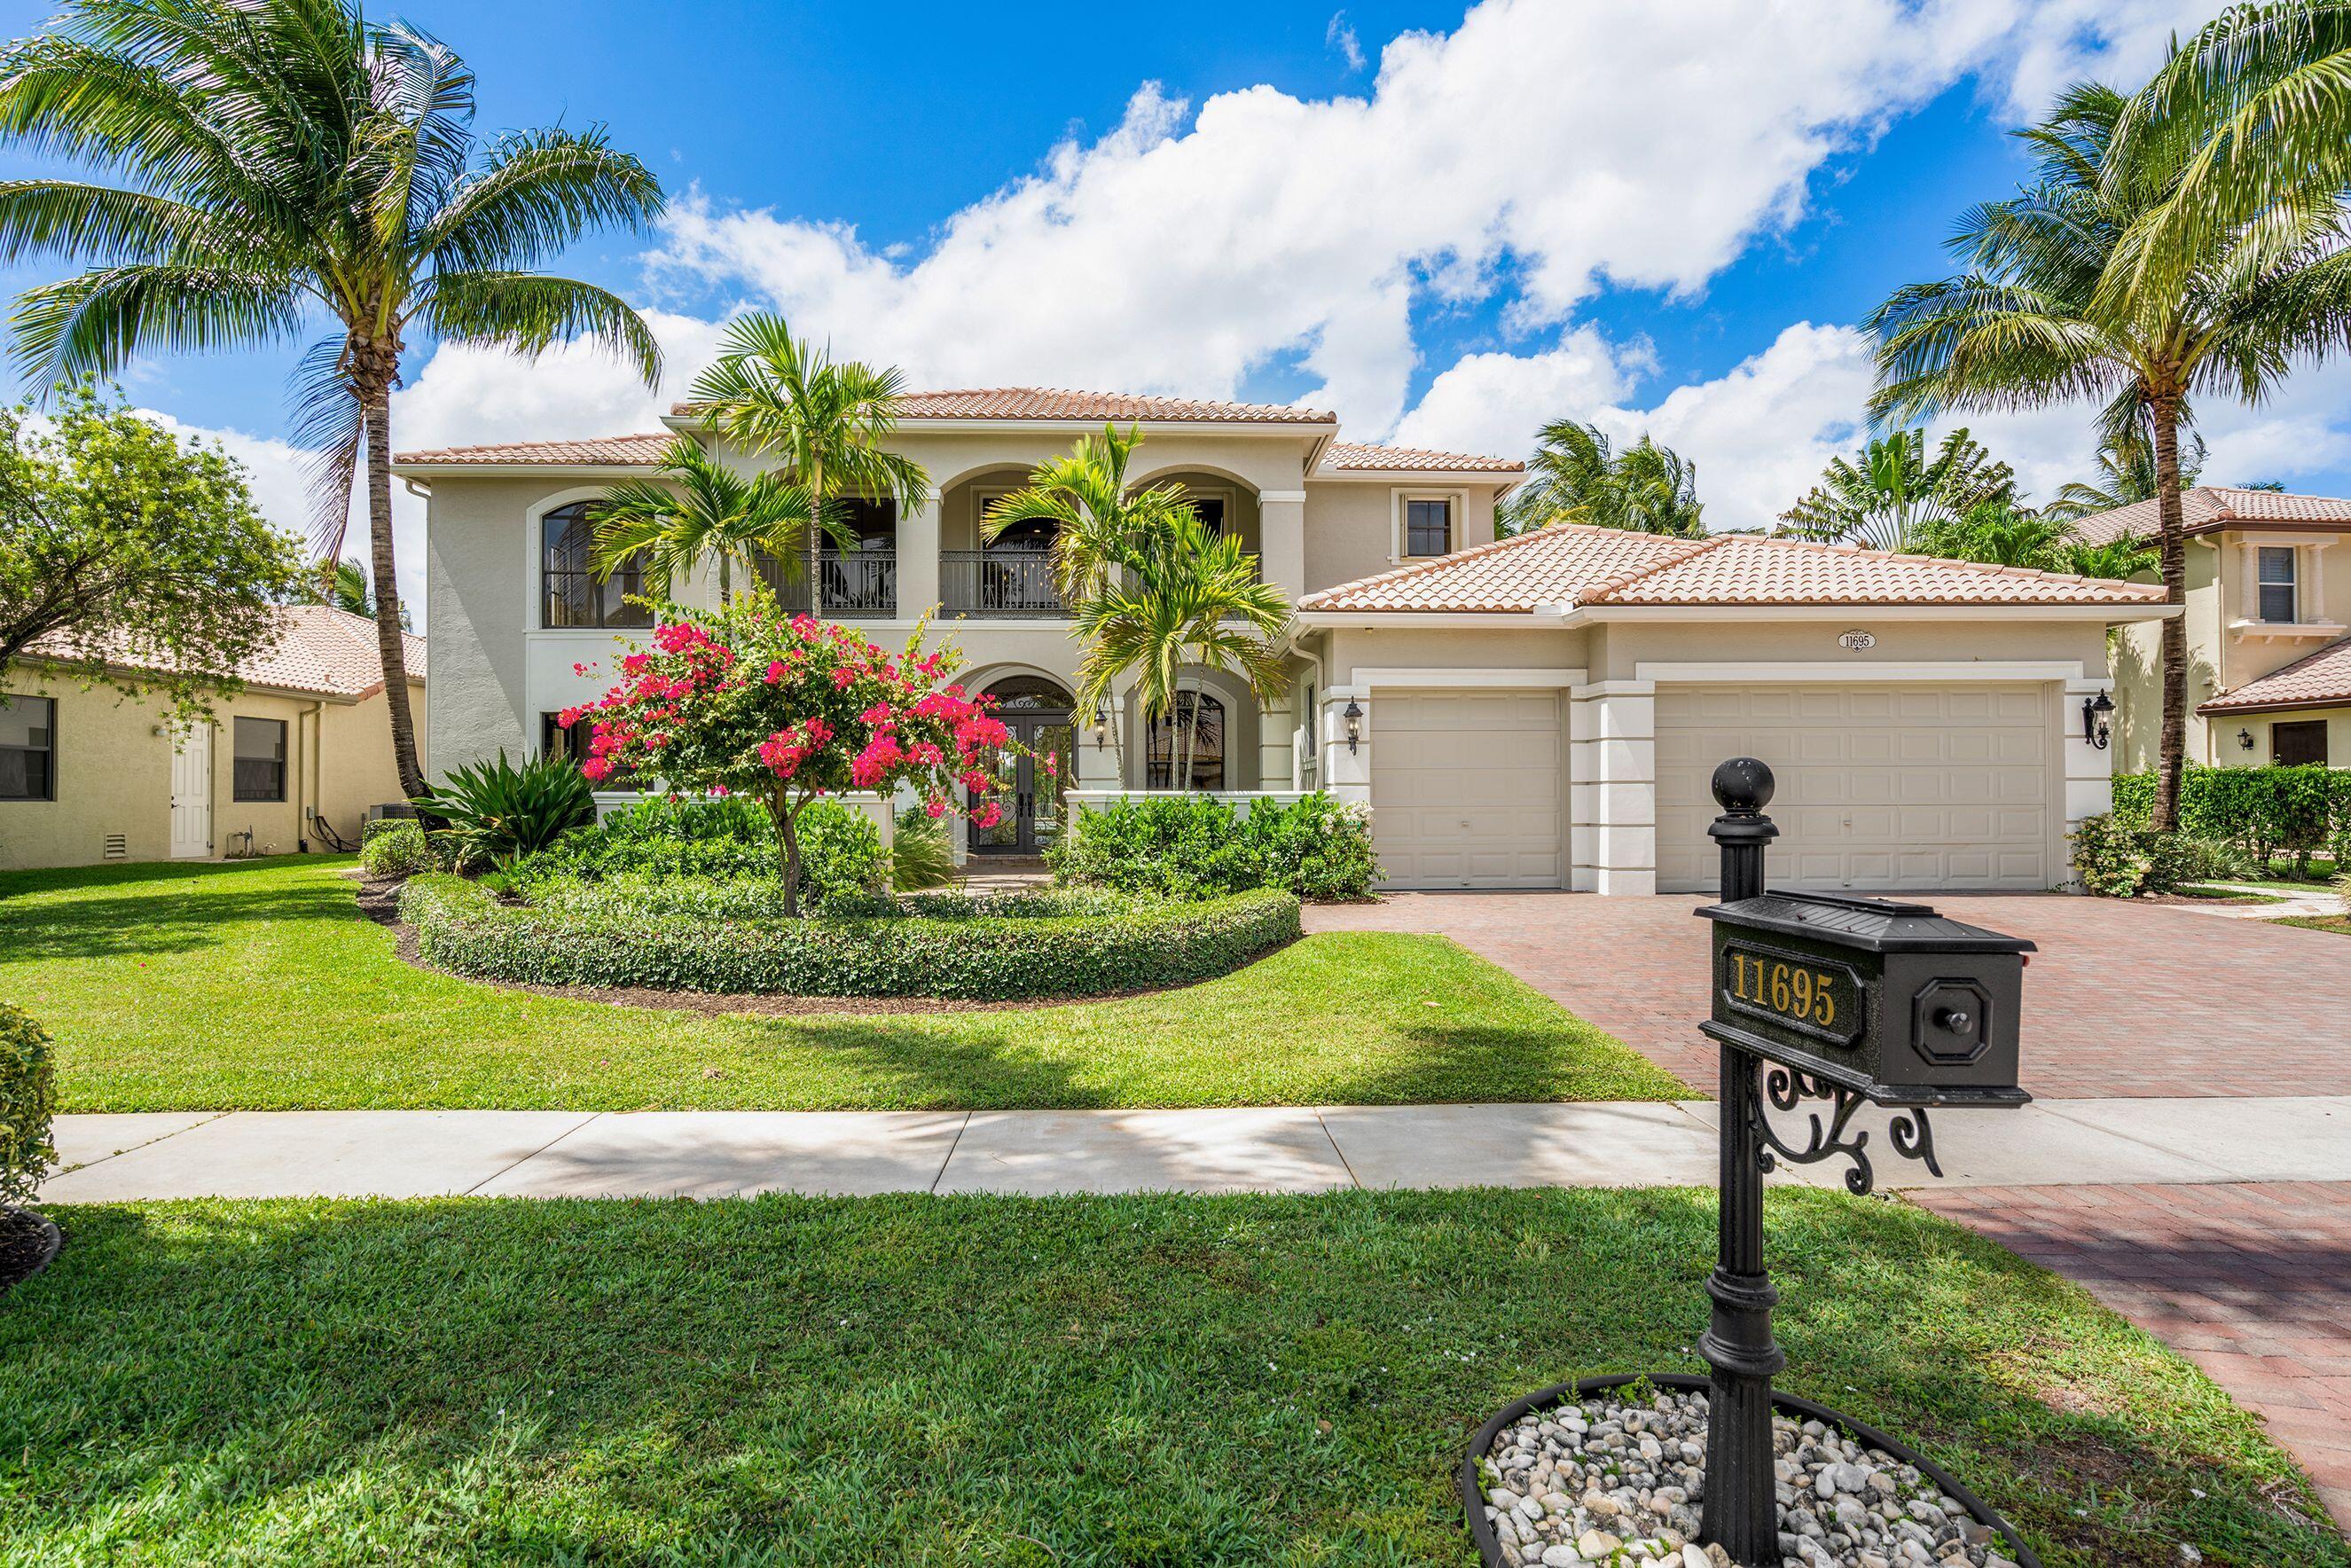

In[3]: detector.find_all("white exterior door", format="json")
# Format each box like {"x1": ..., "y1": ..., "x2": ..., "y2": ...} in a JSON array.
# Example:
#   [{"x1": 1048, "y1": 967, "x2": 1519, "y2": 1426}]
[
  {"x1": 169, "y1": 722, "x2": 212, "y2": 859},
  {"x1": 1371, "y1": 688, "x2": 1565, "y2": 889},
  {"x1": 1654, "y1": 683, "x2": 2052, "y2": 894}
]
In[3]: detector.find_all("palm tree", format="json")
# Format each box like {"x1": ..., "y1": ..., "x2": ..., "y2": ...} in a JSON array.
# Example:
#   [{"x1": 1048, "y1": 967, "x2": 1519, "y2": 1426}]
[
  {"x1": 984, "y1": 423, "x2": 1201, "y2": 604},
  {"x1": 0, "y1": 0, "x2": 665, "y2": 798},
  {"x1": 2059, "y1": 536, "x2": 2159, "y2": 581},
  {"x1": 1920, "y1": 502, "x2": 2083, "y2": 568},
  {"x1": 1070, "y1": 512, "x2": 1290, "y2": 793},
  {"x1": 683, "y1": 313, "x2": 928, "y2": 600},
  {"x1": 590, "y1": 438, "x2": 816, "y2": 602},
  {"x1": 310, "y1": 556, "x2": 411, "y2": 628},
  {"x1": 2045, "y1": 426, "x2": 2206, "y2": 520},
  {"x1": 1869, "y1": 81, "x2": 2351, "y2": 830},
  {"x1": 1504, "y1": 419, "x2": 1704, "y2": 537},
  {"x1": 1778, "y1": 428, "x2": 2017, "y2": 550}
]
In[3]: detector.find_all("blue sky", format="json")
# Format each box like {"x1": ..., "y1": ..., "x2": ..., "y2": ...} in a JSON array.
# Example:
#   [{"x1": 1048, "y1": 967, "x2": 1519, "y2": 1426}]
[{"x1": 2, "y1": 0, "x2": 2347, "y2": 615}]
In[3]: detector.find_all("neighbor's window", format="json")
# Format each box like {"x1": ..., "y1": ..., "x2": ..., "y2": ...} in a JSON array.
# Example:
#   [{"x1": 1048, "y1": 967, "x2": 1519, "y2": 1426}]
[
  {"x1": 1405, "y1": 497, "x2": 1453, "y2": 556},
  {"x1": 542, "y1": 502, "x2": 652, "y2": 629},
  {"x1": 232, "y1": 717, "x2": 286, "y2": 803},
  {"x1": 0, "y1": 694, "x2": 55, "y2": 801},
  {"x1": 2257, "y1": 546, "x2": 2299, "y2": 623},
  {"x1": 2274, "y1": 720, "x2": 2328, "y2": 767}
]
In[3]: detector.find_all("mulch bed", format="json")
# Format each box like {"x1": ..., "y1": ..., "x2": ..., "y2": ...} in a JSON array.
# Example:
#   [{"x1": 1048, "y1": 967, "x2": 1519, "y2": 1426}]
[{"x1": 0, "y1": 1206, "x2": 59, "y2": 1295}]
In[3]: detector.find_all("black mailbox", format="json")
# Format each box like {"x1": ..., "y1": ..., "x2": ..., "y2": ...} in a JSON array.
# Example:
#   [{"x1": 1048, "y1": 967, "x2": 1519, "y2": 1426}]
[{"x1": 1698, "y1": 890, "x2": 2033, "y2": 1109}]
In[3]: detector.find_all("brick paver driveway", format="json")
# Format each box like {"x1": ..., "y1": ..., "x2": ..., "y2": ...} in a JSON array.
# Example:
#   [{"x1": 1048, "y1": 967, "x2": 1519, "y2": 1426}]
[
  {"x1": 1306, "y1": 891, "x2": 2351, "y2": 1099},
  {"x1": 1306, "y1": 891, "x2": 2351, "y2": 1531}
]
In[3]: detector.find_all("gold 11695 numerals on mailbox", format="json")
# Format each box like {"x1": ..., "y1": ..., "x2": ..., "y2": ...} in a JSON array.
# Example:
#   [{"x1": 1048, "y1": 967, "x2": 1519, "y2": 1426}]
[{"x1": 1718, "y1": 943, "x2": 1863, "y2": 1048}]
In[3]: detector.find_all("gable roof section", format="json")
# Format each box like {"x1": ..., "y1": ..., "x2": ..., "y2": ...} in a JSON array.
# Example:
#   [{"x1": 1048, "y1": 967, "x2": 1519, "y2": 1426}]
[
  {"x1": 395, "y1": 433, "x2": 673, "y2": 467},
  {"x1": 1317, "y1": 441, "x2": 1523, "y2": 474},
  {"x1": 2065, "y1": 486, "x2": 2351, "y2": 545},
  {"x1": 2198, "y1": 635, "x2": 2351, "y2": 715},
  {"x1": 1300, "y1": 522, "x2": 2170, "y2": 613},
  {"x1": 22, "y1": 604, "x2": 425, "y2": 701}
]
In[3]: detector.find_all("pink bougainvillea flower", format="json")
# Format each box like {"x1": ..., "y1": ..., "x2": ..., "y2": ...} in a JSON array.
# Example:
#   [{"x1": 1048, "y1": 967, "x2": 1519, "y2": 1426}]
[
  {"x1": 923, "y1": 796, "x2": 948, "y2": 819},
  {"x1": 970, "y1": 801, "x2": 1003, "y2": 829}
]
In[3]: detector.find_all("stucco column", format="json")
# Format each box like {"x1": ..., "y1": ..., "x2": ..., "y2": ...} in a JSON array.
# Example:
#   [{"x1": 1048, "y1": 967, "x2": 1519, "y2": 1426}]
[
  {"x1": 1571, "y1": 680, "x2": 1656, "y2": 896},
  {"x1": 1258, "y1": 490, "x2": 1307, "y2": 606},
  {"x1": 898, "y1": 496, "x2": 941, "y2": 623},
  {"x1": 2062, "y1": 675, "x2": 2115, "y2": 889},
  {"x1": 1255, "y1": 691, "x2": 1294, "y2": 791},
  {"x1": 1323, "y1": 684, "x2": 1369, "y2": 806}
]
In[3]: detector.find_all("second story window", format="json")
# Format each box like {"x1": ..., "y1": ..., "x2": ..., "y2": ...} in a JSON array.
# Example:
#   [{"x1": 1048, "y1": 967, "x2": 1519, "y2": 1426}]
[
  {"x1": 1405, "y1": 497, "x2": 1453, "y2": 557},
  {"x1": 2257, "y1": 546, "x2": 2299, "y2": 623},
  {"x1": 543, "y1": 502, "x2": 651, "y2": 629}
]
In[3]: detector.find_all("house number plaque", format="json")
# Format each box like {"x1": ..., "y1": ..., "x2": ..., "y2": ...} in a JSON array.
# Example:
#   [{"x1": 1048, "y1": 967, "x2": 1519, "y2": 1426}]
[{"x1": 1717, "y1": 941, "x2": 1862, "y2": 1049}]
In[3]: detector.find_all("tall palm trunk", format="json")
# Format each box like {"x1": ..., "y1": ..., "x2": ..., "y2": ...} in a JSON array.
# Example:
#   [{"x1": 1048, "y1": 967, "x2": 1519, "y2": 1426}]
[
  {"x1": 2150, "y1": 395, "x2": 2188, "y2": 833},
  {"x1": 357, "y1": 340, "x2": 424, "y2": 801},
  {"x1": 807, "y1": 456, "x2": 825, "y2": 615}
]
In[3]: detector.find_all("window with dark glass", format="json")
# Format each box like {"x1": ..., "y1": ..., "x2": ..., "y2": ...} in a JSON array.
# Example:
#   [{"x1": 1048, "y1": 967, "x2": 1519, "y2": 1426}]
[
  {"x1": 1147, "y1": 692, "x2": 1226, "y2": 790},
  {"x1": 0, "y1": 694, "x2": 54, "y2": 801},
  {"x1": 1187, "y1": 496, "x2": 1226, "y2": 536},
  {"x1": 232, "y1": 717, "x2": 286, "y2": 802},
  {"x1": 2258, "y1": 546, "x2": 2298, "y2": 623},
  {"x1": 541, "y1": 710, "x2": 636, "y2": 787},
  {"x1": 2273, "y1": 720, "x2": 2328, "y2": 767},
  {"x1": 1301, "y1": 683, "x2": 1317, "y2": 759},
  {"x1": 1405, "y1": 497, "x2": 1453, "y2": 556},
  {"x1": 543, "y1": 502, "x2": 651, "y2": 628}
]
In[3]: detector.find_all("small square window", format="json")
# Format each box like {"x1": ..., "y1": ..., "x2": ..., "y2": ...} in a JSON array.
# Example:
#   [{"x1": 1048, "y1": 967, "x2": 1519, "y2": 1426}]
[
  {"x1": 0, "y1": 694, "x2": 55, "y2": 801},
  {"x1": 232, "y1": 717, "x2": 286, "y2": 803},
  {"x1": 2257, "y1": 546, "x2": 2298, "y2": 623},
  {"x1": 1405, "y1": 498, "x2": 1453, "y2": 557}
]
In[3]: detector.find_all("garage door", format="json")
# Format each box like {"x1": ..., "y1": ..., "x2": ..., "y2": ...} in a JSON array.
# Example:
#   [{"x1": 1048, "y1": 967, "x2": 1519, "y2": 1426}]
[
  {"x1": 1372, "y1": 689, "x2": 1565, "y2": 889},
  {"x1": 1655, "y1": 684, "x2": 2052, "y2": 894}
]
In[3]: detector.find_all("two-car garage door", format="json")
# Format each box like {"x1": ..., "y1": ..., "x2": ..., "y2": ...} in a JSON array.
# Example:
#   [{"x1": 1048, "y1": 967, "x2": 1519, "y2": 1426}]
[
  {"x1": 1654, "y1": 684, "x2": 2053, "y2": 894},
  {"x1": 1372, "y1": 689, "x2": 1566, "y2": 889}
]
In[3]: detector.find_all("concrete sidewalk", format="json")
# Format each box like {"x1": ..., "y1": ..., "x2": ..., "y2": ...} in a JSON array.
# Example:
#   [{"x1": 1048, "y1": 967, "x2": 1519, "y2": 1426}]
[{"x1": 43, "y1": 1094, "x2": 2351, "y2": 1202}]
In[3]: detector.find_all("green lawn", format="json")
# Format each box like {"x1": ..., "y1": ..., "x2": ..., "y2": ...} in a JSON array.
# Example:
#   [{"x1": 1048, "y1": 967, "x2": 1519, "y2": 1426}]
[
  {"x1": 0, "y1": 857, "x2": 1687, "y2": 1112},
  {"x1": 2175, "y1": 885, "x2": 2292, "y2": 905},
  {"x1": 2276, "y1": 913, "x2": 2351, "y2": 937},
  {"x1": 0, "y1": 1191, "x2": 2333, "y2": 1567}
]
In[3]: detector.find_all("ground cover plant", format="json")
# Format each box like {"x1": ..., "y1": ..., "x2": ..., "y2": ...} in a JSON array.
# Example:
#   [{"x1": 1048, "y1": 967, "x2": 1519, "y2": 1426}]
[
  {"x1": 0, "y1": 858, "x2": 1683, "y2": 1111},
  {"x1": 0, "y1": 1189, "x2": 2338, "y2": 1566}
]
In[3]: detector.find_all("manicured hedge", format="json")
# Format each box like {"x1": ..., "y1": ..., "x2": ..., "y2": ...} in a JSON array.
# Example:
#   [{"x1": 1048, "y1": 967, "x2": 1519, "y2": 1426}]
[
  {"x1": 398, "y1": 875, "x2": 1300, "y2": 1000},
  {"x1": 358, "y1": 819, "x2": 433, "y2": 879},
  {"x1": 2112, "y1": 764, "x2": 2351, "y2": 872},
  {"x1": 0, "y1": 1002, "x2": 58, "y2": 1209},
  {"x1": 508, "y1": 796, "x2": 885, "y2": 902},
  {"x1": 1050, "y1": 792, "x2": 1381, "y2": 900}
]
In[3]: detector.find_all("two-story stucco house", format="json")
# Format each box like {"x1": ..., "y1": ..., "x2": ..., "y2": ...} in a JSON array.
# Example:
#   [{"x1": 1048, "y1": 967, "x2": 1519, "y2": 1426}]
[
  {"x1": 394, "y1": 388, "x2": 2172, "y2": 895},
  {"x1": 2070, "y1": 488, "x2": 2351, "y2": 771}
]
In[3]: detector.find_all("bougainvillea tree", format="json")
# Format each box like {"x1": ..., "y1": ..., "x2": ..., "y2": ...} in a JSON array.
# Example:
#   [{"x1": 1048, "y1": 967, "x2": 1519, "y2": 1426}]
[{"x1": 560, "y1": 593, "x2": 1018, "y2": 914}]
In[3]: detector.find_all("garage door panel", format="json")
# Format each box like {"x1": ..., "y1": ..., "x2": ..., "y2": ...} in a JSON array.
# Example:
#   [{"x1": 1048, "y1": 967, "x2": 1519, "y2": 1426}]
[
  {"x1": 1655, "y1": 683, "x2": 2053, "y2": 894},
  {"x1": 1372, "y1": 688, "x2": 1565, "y2": 890}
]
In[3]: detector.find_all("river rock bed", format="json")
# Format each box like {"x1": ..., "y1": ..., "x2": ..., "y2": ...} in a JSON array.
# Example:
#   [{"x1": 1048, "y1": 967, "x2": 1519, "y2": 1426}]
[{"x1": 1475, "y1": 1386, "x2": 2022, "y2": 1568}]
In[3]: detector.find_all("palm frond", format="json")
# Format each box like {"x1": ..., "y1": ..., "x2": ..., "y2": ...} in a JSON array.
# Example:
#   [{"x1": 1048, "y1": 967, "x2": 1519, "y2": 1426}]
[
  {"x1": 11, "y1": 262, "x2": 305, "y2": 382},
  {"x1": 418, "y1": 270, "x2": 661, "y2": 386},
  {"x1": 422, "y1": 125, "x2": 664, "y2": 272}
]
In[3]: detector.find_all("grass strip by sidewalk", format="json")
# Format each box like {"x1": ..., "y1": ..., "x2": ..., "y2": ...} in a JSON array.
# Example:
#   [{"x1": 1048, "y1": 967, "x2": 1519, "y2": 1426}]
[
  {"x1": 0, "y1": 857, "x2": 1688, "y2": 1111},
  {"x1": 0, "y1": 1188, "x2": 2337, "y2": 1567}
]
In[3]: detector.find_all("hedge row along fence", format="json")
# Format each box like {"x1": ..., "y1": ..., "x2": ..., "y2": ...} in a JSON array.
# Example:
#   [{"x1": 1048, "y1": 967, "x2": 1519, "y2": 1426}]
[
  {"x1": 398, "y1": 876, "x2": 1302, "y2": 1000},
  {"x1": 2112, "y1": 764, "x2": 2351, "y2": 870}
]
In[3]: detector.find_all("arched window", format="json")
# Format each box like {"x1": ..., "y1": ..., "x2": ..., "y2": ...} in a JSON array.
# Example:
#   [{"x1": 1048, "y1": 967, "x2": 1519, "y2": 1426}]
[
  {"x1": 542, "y1": 502, "x2": 651, "y2": 629},
  {"x1": 1147, "y1": 692, "x2": 1225, "y2": 790},
  {"x1": 985, "y1": 675, "x2": 1074, "y2": 712}
]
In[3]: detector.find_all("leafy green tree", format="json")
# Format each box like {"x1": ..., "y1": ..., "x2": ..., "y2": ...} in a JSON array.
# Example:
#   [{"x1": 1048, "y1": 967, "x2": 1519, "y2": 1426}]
[
  {"x1": 590, "y1": 438, "x2": 817, "y2": 602},
  {"x1": 1503, "y1": 419, "x2": 1704, "y2": 537},
  {"x1": 0, "y1": 380, "x2": 302, "y2": 720},
  {"x1": 1911, "y1": 501, "x2": 2079, "y2": 568},
  {"x1": 1778, "y1": 427, "x2": 2016, "y2": 551},
  {"x1": 0, "y1": 0, "x2": 666, "y2": 796},
  {"x1": 2046, "y1": 426, "x2": 2206, "y2": 520},
  {"x1": 1867, "y1": 82, "x2": 2351, "y2": 829},
  {"x1": 2059, "y1": 536, "x2": 2159, "y2": 581},
  {"x1": 985, "y1": 423, "x2": 1203, "y2": 604},
  {"x1": 684, "y1": 314, "x2": 929, "y2": 594}
]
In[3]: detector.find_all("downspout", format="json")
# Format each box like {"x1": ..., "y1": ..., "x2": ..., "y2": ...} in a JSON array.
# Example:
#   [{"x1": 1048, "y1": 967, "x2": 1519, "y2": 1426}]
[{"x1": 306, "y1": 699, "x2": 326, "y2": 851}]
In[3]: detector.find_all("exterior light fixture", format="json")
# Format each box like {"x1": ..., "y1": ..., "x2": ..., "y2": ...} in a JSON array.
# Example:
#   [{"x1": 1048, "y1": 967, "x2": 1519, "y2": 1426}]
[
  {"x1": 1091, "y1": 702, "x2": 1109, "y2": 749},
  {"x1": 1343, "y1": 698, "x2": 1364, "y2": 755},
  {"x1": 2081, "y1": 690, "x2": 2114, "y2": 750},
  {"x1": 2238, "y1": 728, "x2": 2256, "y2": 751}
]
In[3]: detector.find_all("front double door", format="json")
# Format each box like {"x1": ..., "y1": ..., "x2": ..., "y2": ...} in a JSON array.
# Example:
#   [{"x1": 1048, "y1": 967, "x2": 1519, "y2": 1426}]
[{"x1": 971, "y1": 710, "x2": 1076, "y2": 856}]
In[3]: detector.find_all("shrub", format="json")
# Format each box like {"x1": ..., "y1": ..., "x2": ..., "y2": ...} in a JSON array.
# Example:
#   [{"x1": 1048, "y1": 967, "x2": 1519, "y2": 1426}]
[
  {"x1": 1050, "y1": 792, "x2": 1381, "y2": 900},
  {"x1": 2069, "y1": 813, "x2": 2199, "y2": 898},
  {"x1": 413, "y1": 750, "x2": 599, "y2": 870},
  {"x1": 357, "y1": 819, "x2": 433, "y2": 879},
  {"x1": 510, "y1": 796, "x2": 884, "y2": 904},
  {"x1": 0, "y1": 1003, "x2": 58, "y2": 1210},
  {"x1": 400, "y1": 874, "x2": 1299, "y2": 1000},
  {"x1": 2112, "y1": 764, "x2": 2351, "y2": 877},
  {"x1": 891, "y1": 806, "x2": 957, "y2": 891}
]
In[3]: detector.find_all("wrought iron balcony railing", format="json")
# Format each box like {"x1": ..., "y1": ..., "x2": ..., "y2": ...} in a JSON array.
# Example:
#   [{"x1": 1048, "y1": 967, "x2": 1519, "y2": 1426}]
[
  {"x1": 757, "y1": 549, "x2": 897, "y2": 616},
  {"x1": 941, "y1": 549, "x2": 1064, "y2": 617}
]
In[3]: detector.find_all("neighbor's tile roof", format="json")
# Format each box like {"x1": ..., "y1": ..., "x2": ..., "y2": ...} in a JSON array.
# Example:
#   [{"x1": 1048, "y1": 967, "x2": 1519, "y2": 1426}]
[
  {"x1": 22, "y1": 604, "x2": 425, "y2": 700},
  {"x1": 394, "y1": 433, "x2": 674, "y2": 466},
  {"x1": 2065, "y1": 486, "x2": 2351, "y2": 545},
  {"x1": 1318, "y1": 440, "x2": 1522, "y2": 474},
  {"x1": 2199, "y1": 635, "x2": 2351, "y2": 714},
  {"x1": 675, "y1": 387, "x2": 1337, "y2": 424},
  {"x1": 1300, "y1": 522, "x2": 2171, "y2": 613}
]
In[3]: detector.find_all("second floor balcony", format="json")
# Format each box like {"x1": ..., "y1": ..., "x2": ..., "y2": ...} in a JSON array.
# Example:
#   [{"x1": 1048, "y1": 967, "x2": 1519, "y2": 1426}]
[
  {"x1": 760, "y1": 549, "x2": 897, "y2": 617},
  {"x1": 943, "y1": 549, "x2": 1064, "y2": 618}
]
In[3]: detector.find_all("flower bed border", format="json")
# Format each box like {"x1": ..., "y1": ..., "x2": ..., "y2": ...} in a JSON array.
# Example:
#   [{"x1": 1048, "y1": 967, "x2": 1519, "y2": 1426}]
[
  {"x1": 398, "y1": 876, "x2": 1302, "y2": 1001},
  {"x1": 1, "y1": 1206, "x2": 61, "y2": 1297},
  {"x1": 1461, "y1": 1372, "x2": 2040, "y2": 1568}
]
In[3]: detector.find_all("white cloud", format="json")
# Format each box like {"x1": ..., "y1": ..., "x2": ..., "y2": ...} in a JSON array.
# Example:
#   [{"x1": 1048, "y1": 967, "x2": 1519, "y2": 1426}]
[{"x1": 1326, "y1": 12, "x2": 1367, "y2": 73}]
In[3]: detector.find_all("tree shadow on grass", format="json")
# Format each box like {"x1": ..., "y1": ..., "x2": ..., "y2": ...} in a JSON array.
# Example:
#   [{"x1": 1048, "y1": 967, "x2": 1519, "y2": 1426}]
[{"x1": 0, "y1": 875, "x2": 361, "y2": 963}]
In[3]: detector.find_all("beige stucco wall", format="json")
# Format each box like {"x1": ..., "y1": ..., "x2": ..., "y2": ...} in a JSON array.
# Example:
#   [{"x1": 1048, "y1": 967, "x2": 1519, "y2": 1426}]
[
  {"x1": 1301, "y1": 480, "x2": 1501, "y2": 594},
  {"x1": 2213, "y1": 708, "x2": 2351, "y2": 766},
  {"x1": 0, "y1": 675, "x2": 419, "y2": 871}
]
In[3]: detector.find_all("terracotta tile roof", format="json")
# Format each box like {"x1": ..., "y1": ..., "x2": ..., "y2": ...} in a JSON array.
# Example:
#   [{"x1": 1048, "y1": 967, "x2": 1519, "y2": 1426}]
[
  {"x1": 675, "y1": 387, "x2": 1337, "y2": 424},
  {"x1": 2065, "y1": 486, "x2": 2351, "y2": 545},
  {"x1": 1300, "y1": 522, "x2": 2170, "y2": 613},
  {"x1": 2199, "y1": 635, "x2": 2351, "y2": 714},
  {"x1": 394, "y1": 433, "x2": 673, "y2": 466},
  {"x1": 22, "y1": 604, "x2": 425, "y2": 701},
  {"x1": 1318, "y1": 441, "x2": 1523, "y2": 474}
]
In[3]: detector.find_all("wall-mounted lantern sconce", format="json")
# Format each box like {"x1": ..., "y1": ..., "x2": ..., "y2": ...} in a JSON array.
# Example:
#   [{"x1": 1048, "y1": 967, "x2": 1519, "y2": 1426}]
[
  {"x1": 2081, "y1": 689, "x2": 2114, "y2": 750},
  {"x1": 1092, "y1": 702, "x2": 1109, "y2": 750},
  {"x1": 2238, "y1": 728, "x2": 2256, "y2": 751},
  {"x1": 1343, "y1": 698, "x2": 1364, "y2": 755}
]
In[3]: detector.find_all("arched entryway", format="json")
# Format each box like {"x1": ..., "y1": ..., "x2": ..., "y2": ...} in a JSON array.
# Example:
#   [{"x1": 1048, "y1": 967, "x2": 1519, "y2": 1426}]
[{"x1": 971, "y1": 674, "x2": 1078, "y2": 857}]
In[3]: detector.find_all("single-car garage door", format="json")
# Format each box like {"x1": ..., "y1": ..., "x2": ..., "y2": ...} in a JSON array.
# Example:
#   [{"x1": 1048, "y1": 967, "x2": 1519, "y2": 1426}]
[
  {"x1": 1655, "y1": 684, "x2": 2052, "y2": 894},
  {"x1": 1372, "y1": 689, "x2": 1565, "y2": 889}
]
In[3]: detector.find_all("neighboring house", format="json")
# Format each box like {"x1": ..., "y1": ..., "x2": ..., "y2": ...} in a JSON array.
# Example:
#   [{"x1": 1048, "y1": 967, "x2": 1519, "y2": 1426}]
[
  {"x1": 395, "y1": 388, "x2": 2168, "y2": 895},
  {"x1": 2069, "y1": 487, "x2": 2351, "y2": 771},
  {"x1": 0, "y1": 605, "x2": 425, "y2": 871}
]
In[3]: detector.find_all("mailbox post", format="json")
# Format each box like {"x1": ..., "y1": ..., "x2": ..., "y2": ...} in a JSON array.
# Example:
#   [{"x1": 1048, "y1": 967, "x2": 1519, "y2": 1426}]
[{"x1": 1693, "y1": 758, "x2": 2034, "y2": 1564}]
